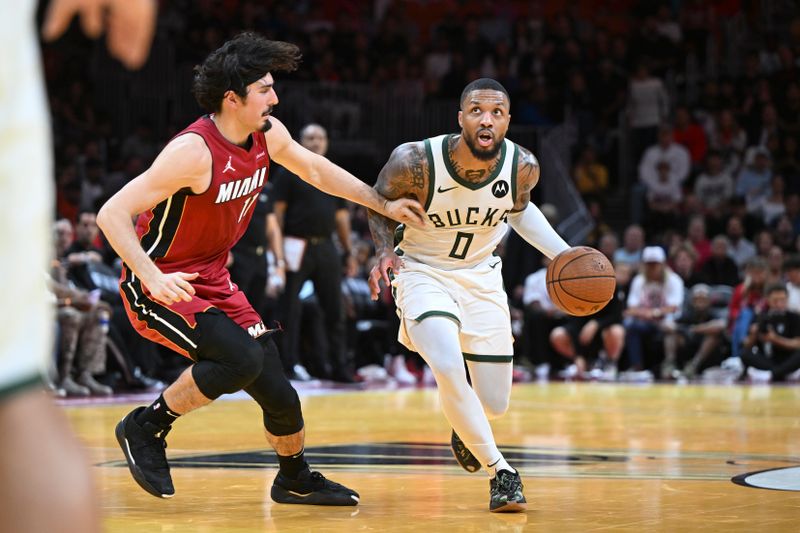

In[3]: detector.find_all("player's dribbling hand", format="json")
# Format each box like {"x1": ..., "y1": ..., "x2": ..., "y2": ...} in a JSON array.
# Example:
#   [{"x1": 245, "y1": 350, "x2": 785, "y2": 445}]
[
  {"x1": 145, "y1": 272, "x2": 199, "y2": 306},
  {"x1": 383, "y1": 198, "x2": 427, "y2": 228},
  {"x1": 369, "y1": 251, "x2": 403, "y2": 300},
  {"x1": 42, "y1": 0, "x2": 157, "y2": 70}
]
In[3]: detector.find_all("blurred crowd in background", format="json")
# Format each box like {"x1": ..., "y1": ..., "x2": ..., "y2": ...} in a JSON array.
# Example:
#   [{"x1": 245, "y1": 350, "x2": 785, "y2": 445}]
[{"x1": 40, "y1": 0, "x2": 800, "y2": 395}]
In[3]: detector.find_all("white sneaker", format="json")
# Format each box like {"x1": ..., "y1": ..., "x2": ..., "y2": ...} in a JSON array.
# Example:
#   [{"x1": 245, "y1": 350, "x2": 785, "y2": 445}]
[
  {"x1": 292, "y1": 364, "x2": 312, "y2": 382},
  {"x1": 747, "y1": 367, "x2": 772, "y2": 383},
  {"x1": 721, "y1": 357, "x2": 744, "y2": 373},
  {"x1": 619, "y1": 369, "x2": 654, "y2": 383},
  {"x1": 389, "y1": 355, "x2": 417, "y2": 385},
  {"x1": 534, "y1": 363, "x2": 550, "y2": 381},
  {"x1": 356, "y1": 364, "x2": 389, "y2": 382},
  {"x1": 786, "y1": 368, "x2": 800, "y2": 382},
  {"x1": 558, "y1": 364, "x2": 579, "y2": 380}
]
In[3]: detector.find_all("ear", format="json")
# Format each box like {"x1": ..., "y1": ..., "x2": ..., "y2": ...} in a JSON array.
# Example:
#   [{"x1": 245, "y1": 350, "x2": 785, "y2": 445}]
[
  {"x1": 458, "y1": 110, "x2": 463, "y2": 128},
  {"x1": 222, "y1": 90, "x2": 240, "y2": 109}
]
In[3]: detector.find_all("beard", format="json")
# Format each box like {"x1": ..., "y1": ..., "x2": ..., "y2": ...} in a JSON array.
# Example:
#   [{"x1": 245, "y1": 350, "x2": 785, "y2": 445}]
[
  {"x1": 259, "y1": 106, "x2": 274, "y2": 132},
  {"x1": 462, "y1": 129, "x2": 504, "y2": 161}
]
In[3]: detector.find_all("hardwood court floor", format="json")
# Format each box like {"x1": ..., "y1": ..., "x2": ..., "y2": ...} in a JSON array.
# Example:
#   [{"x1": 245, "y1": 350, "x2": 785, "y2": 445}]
[{"x1": 68, "y1": 383, "x2": 800, "y2": 532}]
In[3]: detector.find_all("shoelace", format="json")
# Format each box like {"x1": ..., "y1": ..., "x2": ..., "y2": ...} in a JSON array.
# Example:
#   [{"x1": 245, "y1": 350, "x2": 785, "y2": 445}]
[{"x1": 495, "y1": 472, "x2": 520, "y2": 494}]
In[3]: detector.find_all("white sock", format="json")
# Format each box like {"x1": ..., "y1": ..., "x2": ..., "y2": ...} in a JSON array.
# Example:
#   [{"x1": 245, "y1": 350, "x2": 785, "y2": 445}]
[{"x1": 486, "y1": 456, "x2": 514, "y2": 478}]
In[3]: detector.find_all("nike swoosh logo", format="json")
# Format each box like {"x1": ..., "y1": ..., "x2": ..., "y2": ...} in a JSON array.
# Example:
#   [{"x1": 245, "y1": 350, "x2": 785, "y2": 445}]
[
  {"x1": 489, "y1": 261, "x2": 501, "y2": 269},
  {"x1": 437, "y1": 186, "x2": 458, "y2": 193}
]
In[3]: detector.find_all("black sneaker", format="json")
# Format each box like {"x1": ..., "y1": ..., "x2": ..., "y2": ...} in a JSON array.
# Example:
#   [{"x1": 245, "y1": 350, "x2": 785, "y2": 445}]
[
  {"x1": 115, "y1": 406, "x2": 175, "y2": 498},
  {"x1": 271, "y1": 468, "x2": 359, "y2": 506},
  {"x1": 489, "y1": 469, "x2": 527, "y2": 512},
  {"x1": 451, "y1": 430, "x2": 481, "y2": 473}
]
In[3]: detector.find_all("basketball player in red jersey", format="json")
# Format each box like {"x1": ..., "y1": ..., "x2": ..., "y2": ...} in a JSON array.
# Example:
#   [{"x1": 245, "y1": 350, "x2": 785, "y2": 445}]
[{"x1": 97, "y1": 33, "x2": 425, "y2": 505}]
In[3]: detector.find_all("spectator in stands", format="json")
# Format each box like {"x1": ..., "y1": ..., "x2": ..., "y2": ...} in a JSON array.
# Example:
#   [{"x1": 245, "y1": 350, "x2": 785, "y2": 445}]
[
  {"x1": 728, "y1": 257, "x2": 769, "y2": 362},
  {"x1": 638, "y1": 124, "x2": 691, "y2": 192},
  {"x1": 700, "y1": 235, "x2": 740, "y2": 286},
  {"x1": 785, "y1": 255, "x2": 800, "y2": 313},
  {"x1": 709, "y1": 109, "x2": 747, "y2": 174},
  {"x1": 522, "y1": 258, "x2": 566, "y2": 378},
  {"x1": 742, "y1": 283, "x2": 800, "y2": 382},
  {"x1": 613, "y1": 224, "x2": 645, "y2": 267},
  {"x1": 774, "y1": 214, "x2": 797, "y2": 252},
  {"x1": 598, "y1": 232, "x2": 619, "y2": 261},
  {"x1": 725, "y1": 216, "x2": 757, "y2": 270},
  {"x1": 736, "y1": 147, "x2": 773, "y2": 214},
  {"x1": 766, "y1": 246, "x2": 786, "y2": 285},
  {"x1": 755, "y1": 229, "x2": 775, "y2": 258},
  {"x1": 687, "y1": 215, "x2": 712, "y2": 266},
  {"x1": 673, "y1": 105, "x2": 708, "y2": 172},
  {"x1": 694, "y1": 150, "x2": 734, "y2": 216},
  {"x1": 670, "y1": 243, "x2": 704, "y2": 288},
  {"x1": 628, "y1": 63, "x2": 670, "y2": 161},
  {"x1": 663, "y1": 283, "x2": 727, "y2": 379},
  {"x1": 573, "y1": 144, "x2": 608, "y2": 199},
  {"x1": 776, "y1": 136, "x2": 800, "y2": 191},
  {"x1": 759, "y1": 174, "x2": 787, "y2": 226},
  {"x1": 623, "y1": 246, "x2": 685, "y2": 376}
]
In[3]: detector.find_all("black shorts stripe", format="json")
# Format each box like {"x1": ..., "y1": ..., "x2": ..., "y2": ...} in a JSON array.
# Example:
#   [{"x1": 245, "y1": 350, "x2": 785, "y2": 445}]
[
  {"x1": 139, "y1": 199, "x2": 169, "y2": 254},
  {"x1": 120, "y1": 267, "x2": 199, "y2": 355}
]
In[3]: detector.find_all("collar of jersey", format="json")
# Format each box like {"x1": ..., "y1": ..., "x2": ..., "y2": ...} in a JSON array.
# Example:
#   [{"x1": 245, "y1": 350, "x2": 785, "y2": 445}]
[{"x1": 441, "y1": 134, "x2": 507, "y2": 190}]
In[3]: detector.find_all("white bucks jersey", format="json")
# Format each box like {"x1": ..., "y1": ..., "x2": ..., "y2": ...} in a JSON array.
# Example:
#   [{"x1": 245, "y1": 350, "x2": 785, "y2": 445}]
[{"x1": 396, "y1": 134, "x2": 517, "y2": 270}]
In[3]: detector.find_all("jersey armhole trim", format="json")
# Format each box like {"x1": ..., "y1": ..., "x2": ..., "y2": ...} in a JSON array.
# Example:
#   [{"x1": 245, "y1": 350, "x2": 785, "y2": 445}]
[
  {"x1": 423, "y1": 138, "x2": 435, "y2": 211},
  {"x1": 510, "y1": 143, "x2": 519, "y2": 203},
  {"x1": 173, "y1": 131, "x2": 214, "y2": 196},
  {"x1": 0, "y1": 374, "x2": 43, "y2": 401}
]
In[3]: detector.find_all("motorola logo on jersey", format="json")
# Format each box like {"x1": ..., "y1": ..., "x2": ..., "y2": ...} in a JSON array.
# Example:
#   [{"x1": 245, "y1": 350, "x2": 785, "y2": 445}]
[
  {"x1": 492, "y1": 180, "x2": 509, "y2": 198},
  {"x1": 428, "y1": 207, "x2": 511, "y2": 228},
  {"x1": 215, "y1": 167, "x2": 268, "y2": 204}
]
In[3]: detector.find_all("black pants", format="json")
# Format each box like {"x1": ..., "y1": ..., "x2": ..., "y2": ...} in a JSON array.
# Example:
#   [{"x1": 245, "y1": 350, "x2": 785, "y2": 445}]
[
  {"x1": 280, "y1": 239, "x2": 346, "y2": 376},
  {"x1": 742, "y1": 347, "x2": 800, "y2": 381}
]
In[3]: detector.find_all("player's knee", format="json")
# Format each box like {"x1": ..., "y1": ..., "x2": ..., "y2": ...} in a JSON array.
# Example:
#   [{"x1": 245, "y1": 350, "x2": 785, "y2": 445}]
[
  {"x1": 427, "y1": 357, "x2": 466, "y2": 383},
  {"x1": 262, "y1": 389, "x2": 304, "y2": 436},
  {"x1": 483, "y1": 394, "x2": 510, "y2": 419},
  {"x1": 193, "y1": 340, "x2": 263, "y2": 399}
]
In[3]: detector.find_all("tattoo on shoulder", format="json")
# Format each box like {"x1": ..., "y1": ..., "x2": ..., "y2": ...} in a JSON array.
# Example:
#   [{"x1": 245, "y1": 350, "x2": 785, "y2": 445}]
[
  {"x1": 376, "y1": 142, "x2": 427, "y2": 202},
  {"x1": 515, "y1": 145, "x2": 540, "y2": 208}
]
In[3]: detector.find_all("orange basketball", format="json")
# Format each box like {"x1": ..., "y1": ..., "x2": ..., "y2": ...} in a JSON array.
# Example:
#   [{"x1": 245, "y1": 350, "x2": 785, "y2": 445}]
[{"x1": 546, "y1": 246, "x2": 616, "y2": 316}]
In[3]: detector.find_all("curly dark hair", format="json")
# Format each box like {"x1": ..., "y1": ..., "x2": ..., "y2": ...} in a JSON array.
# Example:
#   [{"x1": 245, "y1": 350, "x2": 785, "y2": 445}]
[{"x1": 192, "y1": 32, "x2": 301, "y2": 112}]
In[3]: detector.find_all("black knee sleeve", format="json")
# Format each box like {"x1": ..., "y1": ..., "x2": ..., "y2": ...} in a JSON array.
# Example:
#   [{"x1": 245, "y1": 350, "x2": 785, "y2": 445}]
[
  {"x1": 244, "y1": 335, "x2": 305, "y2": 436},
  {"x1": 191, "y1": 310, "x2": 264, "y2": 400}
]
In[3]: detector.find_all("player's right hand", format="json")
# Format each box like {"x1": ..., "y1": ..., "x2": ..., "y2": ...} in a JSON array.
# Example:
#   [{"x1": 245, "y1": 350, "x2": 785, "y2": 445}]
[
  {"x1": 145, "y1": 271, "x2": 199, "y2": 306},
  {"x1": 42, "y1": 0, "x2": 157, "y2": 70},
  {"x1": 368, "y1": 251, "x2": 403, "y2": 301}
]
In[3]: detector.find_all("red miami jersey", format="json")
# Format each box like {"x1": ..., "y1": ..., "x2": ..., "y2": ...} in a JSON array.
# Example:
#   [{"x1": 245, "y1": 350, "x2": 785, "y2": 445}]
[
  {"x1": 120, "y1": 115, "x2": 271, "y2": 358},
  {"x1": 133, "y1": 115, "x2": 270, "y2": 276}
]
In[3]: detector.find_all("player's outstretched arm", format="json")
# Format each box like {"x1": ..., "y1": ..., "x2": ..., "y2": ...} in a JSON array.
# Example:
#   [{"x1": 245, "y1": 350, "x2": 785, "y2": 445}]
[
  {"x1": 42, "y1": 0, "x2": 157, "y2": 70},
  {"x1": 266, "y1": 117, "x2": 426, "y2": 228},
  {"x1": 367, "y1": 142, "x2": 428, "y2": 299},
  {"x1": 506, "y1": 146, "x2": 570, "y2": 259},
  {"x1": 97, "y1": 134, "x2": 209, "y2": 305}
]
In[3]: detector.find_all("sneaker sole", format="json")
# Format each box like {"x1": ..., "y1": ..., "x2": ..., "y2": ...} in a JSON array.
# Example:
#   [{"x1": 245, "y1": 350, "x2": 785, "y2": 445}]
[
  {"x1": 490, "y1": 501, "x2": 528, "y2": 513},
  {"x1": 115, "y1": 418, "x2": 175, "y2": 499},
  {"x1": 450, "y1": 445, "x2": 481, "y2": 473},
  {"x1": 270, "y1": 484, "x2": 359, "y2": 506}
]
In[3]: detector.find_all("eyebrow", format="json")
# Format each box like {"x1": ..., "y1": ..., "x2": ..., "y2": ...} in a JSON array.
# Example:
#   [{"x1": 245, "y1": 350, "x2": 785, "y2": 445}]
[{"x1": 468, "y1": 99, "x2": 507, "y2": 107}]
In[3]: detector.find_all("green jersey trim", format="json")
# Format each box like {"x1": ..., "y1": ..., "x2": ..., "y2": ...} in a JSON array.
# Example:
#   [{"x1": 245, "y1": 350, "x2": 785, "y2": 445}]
[
  {"x1": 441, "y1": 134, "x2": 507, "y2": 190},
  {"x1": 423, "y1": 138, "x2": 436, "y2": 211},
  {"x1": 463, "y1": 353, "x2": 514, "y2": 363},
  {"x1": 510, "y1": 143, "x2": 519, "y2": 203}
]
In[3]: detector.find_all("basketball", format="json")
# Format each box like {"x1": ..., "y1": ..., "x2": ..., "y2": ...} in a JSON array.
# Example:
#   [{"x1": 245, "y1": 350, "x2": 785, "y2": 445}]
[{"x1": 546, "y1": 247, "x2": 616, "y2": 316}]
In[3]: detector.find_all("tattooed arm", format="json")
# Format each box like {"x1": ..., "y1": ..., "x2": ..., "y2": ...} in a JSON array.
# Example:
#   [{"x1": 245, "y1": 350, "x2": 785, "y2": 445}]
[
  {"x1": 506, "y1": 145, "x2": 570, "y2": 258},
  {"x1": 367, "y1": 142, "x2": 429, "y2": 298}
]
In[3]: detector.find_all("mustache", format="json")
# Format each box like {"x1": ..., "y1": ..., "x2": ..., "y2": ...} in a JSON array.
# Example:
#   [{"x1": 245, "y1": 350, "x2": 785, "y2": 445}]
[{"x1": 262, "y1": 106, "x2": 274, "y2": 117}]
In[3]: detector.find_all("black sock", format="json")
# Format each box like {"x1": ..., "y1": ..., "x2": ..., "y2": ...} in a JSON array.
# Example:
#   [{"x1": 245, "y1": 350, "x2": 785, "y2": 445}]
[
  {"x1": 135, "y1": 394, "x2": 180, "y2": 431},
  {"x1": 277, "y1": 448, "x2": 308, "y2": 479}
]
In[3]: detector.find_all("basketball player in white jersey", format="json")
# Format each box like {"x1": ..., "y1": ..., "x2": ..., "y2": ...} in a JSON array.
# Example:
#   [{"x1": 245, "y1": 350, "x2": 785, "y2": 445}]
[
  {"x1": 368, "y1": 78, "x2": 570, "y2": 512},
  {"x1": 0, "y1": 2, "x2": 154, "y2": 531}
]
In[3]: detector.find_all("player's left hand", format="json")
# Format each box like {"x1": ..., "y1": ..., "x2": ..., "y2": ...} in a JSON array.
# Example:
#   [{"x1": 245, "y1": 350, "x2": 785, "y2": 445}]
[
  {"x1": 369, "y1": 250, "x2": 403, "y2": 300},
  {"x1": 382, "y1": 198, "x2": 426, "y2": 228}
]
